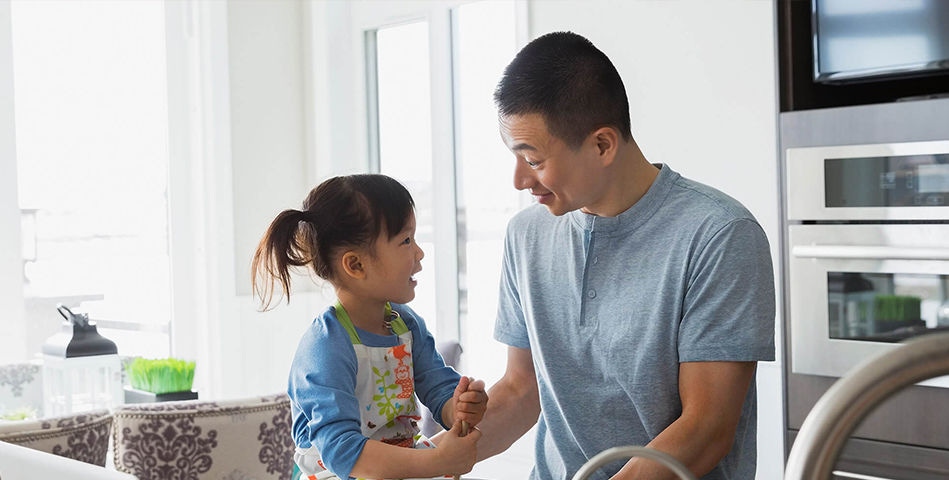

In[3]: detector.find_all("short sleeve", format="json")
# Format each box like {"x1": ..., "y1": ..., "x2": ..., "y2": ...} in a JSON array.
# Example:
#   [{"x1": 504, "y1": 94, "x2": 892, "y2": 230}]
[
  {"x1": 678, "y1": 218, "x2": 776, "y2": 362},
  {"x1": 494, "y1": 220, "x2": 531, "y2": 349}
]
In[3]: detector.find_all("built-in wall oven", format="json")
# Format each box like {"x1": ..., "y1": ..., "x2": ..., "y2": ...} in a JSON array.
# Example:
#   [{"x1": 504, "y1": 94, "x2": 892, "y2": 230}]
[
  {"x1": 787, "y1": 141, "x2": 949, "y2": 386},
  {"x1": 781, "y1": 99, "x2": 949, "y2": 480}
]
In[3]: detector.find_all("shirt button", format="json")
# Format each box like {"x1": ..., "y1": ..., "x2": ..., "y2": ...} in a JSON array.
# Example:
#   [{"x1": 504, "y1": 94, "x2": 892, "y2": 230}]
[
  {"x1": 593, "y1": 256, "x2": 599, "y2": 264},
  {"x1": 587, "y1": 289, "x2": 596, "y2": 299}
]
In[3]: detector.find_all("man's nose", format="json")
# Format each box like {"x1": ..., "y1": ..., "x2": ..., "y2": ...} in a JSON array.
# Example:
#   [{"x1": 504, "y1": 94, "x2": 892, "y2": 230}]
[{"x1": 513, "y1": 160, "x2": 533, "y2": 191}]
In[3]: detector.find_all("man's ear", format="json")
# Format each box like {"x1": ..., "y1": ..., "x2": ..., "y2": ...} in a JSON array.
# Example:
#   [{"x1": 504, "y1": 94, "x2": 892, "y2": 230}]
[
  {"x1": 591, "y1": 126, "x2": 619, "y2": 166},
  {"x1": 340, "y1": 251, "x2": 366, "y2": 279}
]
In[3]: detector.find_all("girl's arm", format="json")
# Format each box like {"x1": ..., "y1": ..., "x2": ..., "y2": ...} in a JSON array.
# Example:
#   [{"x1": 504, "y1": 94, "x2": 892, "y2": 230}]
[
  {"x1": 288, "y1": 314, "x2": 367, "y2": 478},
  {"x1": 351, "y1": 422, "x2": 481, "y2": 478}
]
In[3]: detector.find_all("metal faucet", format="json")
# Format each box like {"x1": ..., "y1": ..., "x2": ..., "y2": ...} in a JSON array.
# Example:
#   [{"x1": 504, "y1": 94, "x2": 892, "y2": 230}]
[
  {"x1": 785, "y1": 331, "x2": 949, "y2": 479},
  {"x1": 571, "y1": 446, "x2": 697, "y2": 480}
]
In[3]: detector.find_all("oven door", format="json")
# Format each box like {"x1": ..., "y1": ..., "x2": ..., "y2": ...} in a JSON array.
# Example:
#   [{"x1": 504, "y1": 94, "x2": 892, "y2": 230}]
[{"x1": 788, "y1": 223, "x2": 949, "y2": 387}]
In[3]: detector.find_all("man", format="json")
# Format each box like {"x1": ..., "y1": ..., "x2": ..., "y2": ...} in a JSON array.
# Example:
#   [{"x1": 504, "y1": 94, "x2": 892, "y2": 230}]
[{"x1": 475, "y1": 31, "x2": 775, "y2": 479}]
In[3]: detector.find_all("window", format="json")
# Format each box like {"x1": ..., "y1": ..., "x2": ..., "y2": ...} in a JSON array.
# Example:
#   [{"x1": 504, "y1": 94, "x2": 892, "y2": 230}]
[
  {"x1": 365, "y1": 0, "x2": 525, "y2": 383},
  {"x1": 10, "y1": 0, "x2": 173, "y2": 359},
  {"x1": 372, "y1": 20, "x2": 438, "y2": 330},
  {"x1": 453, "y1": 1, "x2": 526, "y2": 381}
]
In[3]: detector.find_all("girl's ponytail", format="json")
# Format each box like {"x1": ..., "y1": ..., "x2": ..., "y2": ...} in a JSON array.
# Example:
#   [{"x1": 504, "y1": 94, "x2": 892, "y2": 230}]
[{"x1": 251, "y1": 208, "x2": 313, "y2": 311}]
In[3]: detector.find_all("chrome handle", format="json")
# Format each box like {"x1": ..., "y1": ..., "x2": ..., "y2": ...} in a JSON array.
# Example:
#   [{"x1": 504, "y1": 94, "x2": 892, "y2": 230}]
[
  {"x1": 791, "y1": 245, "x2": 949, "y2": 261},
  {"x1": 832, "y1": 471, "x2": 895, "y2": 480},
  {"x1": 785, "y1": 331, "x2": 949, "y2": 479},
  {"x1": 570, "y1": 446, "x2": 696, "y2": 480}
]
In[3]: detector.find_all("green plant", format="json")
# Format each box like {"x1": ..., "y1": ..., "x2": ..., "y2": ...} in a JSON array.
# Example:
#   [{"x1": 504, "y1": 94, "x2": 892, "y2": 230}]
[
  {"x1": 0, "y1": 406, "x2": 37, "y2": 421},
  {"x1": 126, "y1": 357, "x2": 195, "y2": 394},
  {"x1": 873, "y1": 295, "x2": 922, "y2": 322}
]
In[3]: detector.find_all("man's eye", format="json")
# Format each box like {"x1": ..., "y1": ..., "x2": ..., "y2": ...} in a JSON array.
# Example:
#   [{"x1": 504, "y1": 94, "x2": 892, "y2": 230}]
[{"x1": 525, "y1": 158, "x2": 538, "y2": 167}]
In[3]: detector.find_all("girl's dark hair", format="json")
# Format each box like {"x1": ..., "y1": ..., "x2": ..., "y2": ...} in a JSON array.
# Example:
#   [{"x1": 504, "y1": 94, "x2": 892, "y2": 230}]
[
  {"x1": 493, "y1": 31, "x2": 632, "y2": 149},
  {"x1": 251, "y1": 174, "x2": 415, "y2": 310}
]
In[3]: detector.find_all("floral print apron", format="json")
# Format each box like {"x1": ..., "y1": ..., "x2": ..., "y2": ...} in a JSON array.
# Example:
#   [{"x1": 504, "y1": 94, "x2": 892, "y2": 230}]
[{"x1": 293, "y1": 303, "x2": 446, "y2": 480}]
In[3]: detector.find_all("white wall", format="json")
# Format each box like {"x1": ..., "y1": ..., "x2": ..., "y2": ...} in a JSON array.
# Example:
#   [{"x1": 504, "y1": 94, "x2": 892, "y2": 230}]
[
  {"x1": 185, "y1": 0, "x2": 335, "y2": 399},
  {"x1": 228, "y1": 0, "x2": 311, "y2": 297},
  {"x1": 223, "y1": 0, "x2": 343, "y2": 398},
  {"x1": 526, "y1": 1, "x2": 784, "y2": 478}
]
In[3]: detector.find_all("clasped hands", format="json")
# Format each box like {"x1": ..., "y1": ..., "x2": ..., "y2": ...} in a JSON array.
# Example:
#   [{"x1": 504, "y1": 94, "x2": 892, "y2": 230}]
[{"x1": 434, "y1": 376, "x2": 488, "y2": 475}]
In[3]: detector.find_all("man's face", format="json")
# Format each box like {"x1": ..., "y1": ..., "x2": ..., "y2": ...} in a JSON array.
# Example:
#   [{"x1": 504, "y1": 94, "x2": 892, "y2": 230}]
[{"x1": 499, "y1": 113, "x2": 605, "y2": 216}]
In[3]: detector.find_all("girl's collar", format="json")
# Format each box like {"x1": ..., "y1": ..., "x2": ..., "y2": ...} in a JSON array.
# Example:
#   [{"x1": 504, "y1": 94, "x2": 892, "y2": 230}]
[{"x1": 334, "y1": 301, "x2": 403, "y2": 342}]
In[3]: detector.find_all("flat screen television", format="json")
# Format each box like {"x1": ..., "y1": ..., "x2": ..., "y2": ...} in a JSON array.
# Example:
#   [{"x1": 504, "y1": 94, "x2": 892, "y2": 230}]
[{"x1": 813, "y1": 0, "x2": 949, "y2": 84}]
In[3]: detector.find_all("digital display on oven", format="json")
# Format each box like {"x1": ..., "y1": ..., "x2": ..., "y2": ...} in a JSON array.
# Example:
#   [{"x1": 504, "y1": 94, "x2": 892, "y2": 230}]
[{"x1": 824, "y1": 154, "x2": 949, "y2": 207}]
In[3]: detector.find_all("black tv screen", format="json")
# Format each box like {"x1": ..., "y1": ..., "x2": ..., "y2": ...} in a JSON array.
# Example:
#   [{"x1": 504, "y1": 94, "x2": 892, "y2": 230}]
[{"x1": 813, "y1": 0, "x2": 949, "y2": 84}]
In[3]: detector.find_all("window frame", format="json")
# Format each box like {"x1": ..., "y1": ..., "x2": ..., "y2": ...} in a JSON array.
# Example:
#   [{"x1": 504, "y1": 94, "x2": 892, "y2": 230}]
[
  {"x1": 357, "y1": 1, "x2": 463, "y2": 340},
  {"x1": 0, "y1": 0, "x2": 28, "y2": 363},
  {"x1": 352, "y1": 0, "x2": 528, "y2": 344}
]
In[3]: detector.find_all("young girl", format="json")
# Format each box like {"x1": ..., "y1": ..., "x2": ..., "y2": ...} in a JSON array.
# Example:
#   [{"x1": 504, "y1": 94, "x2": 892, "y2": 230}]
[{"x1": 252, "y1": 174, "x2": 487, "y2": 480}]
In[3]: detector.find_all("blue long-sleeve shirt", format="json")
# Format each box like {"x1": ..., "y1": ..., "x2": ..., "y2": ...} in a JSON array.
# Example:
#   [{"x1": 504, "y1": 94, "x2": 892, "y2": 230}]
[{"x1": 288, "y1": 303, "x2": 461, "y2": 479}]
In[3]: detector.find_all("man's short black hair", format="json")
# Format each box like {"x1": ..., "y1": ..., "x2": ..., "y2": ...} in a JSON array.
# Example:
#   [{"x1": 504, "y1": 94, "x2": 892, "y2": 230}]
[{"x1": 494, "y1": 31, "x2": 633, "y2": 149}]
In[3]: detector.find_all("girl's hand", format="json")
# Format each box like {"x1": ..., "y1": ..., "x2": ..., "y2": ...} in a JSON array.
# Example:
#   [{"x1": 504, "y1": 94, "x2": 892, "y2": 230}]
[
  {"x1": 452, "y1": 376, "x2": 488, "y2": 427},
  {"x1": 435, "y1": 421, "x2": 482, "y2": 475}
]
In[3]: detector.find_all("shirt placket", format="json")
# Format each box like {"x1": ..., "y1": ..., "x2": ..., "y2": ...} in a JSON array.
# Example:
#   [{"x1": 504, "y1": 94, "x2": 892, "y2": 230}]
[{"x1": 580, "y1": 226, "x2": 600, "y2": 330}]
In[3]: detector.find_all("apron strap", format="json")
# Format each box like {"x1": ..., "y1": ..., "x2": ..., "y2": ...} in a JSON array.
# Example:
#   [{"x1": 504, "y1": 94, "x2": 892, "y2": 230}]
[
  {"x1": 334, "y1": 301, "x2": 410, "y2": 344},
  {"x1": 388, "y1": 305, "x2": 410, "y2": 336}
]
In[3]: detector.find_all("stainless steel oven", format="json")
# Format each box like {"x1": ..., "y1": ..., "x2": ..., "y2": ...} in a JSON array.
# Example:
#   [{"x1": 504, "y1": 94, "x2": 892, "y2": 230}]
[
  {"x1": 788, "y1": 223, "x2": 949, "y2": 385},
  {"x1": 787, "y1": 141, "x2": 949, "y2": 387},
  {"x1": 781, "y1": 122, "x2": 949, "y2": 479}
]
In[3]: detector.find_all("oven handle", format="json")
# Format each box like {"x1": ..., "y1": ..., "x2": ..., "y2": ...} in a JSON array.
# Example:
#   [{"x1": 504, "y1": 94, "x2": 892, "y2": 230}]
[{"x1": 791, "y1": 245, "x2": 949, "y2": 261}]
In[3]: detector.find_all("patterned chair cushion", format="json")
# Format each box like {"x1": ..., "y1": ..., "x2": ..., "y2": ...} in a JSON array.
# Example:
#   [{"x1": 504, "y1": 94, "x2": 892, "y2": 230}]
[
  {"x1": 112, "y1": 392, "x2": 294, "y2": 480},
  {"x1": 0, "y1": 408, "x2": 112, "y2": 466}
]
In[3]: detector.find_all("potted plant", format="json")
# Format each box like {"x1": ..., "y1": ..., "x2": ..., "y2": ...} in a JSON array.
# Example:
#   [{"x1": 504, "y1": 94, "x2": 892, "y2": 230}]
[
  {"x1": 0, "y1": 406, "x2": 38, "y2": 422},
  {"x1": 873, "y1": 295, "x2": 924, "y2": 334},
  {"x1": 123, "y1": 357, "x2": 198, "y2": 403}
]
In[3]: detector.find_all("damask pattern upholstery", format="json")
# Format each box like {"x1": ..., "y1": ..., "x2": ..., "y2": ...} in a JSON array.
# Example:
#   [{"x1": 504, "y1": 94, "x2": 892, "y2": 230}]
[
  {"x1": 112, "y1": 392, "x2": 295, "y2": 480},
  {"x1": 0, "y1": 408, "x2": 112, "y2": 466}
]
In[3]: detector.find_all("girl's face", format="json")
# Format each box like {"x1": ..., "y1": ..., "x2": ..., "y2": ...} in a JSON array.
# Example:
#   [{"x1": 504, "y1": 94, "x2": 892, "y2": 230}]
[{"x1": 364, "y1": 211, "x2": 424, "y2": 304}]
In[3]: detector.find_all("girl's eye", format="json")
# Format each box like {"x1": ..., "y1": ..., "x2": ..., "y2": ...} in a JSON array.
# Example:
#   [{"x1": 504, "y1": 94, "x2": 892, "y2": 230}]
[{"x1": 401, "y1": 237, "x2": 412, "y2": 245}]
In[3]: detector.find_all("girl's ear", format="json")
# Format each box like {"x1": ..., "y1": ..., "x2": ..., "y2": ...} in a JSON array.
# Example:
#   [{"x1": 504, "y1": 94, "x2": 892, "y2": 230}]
[{"x1": 340, "y1": 251, "x2": 366, "y2": 279}]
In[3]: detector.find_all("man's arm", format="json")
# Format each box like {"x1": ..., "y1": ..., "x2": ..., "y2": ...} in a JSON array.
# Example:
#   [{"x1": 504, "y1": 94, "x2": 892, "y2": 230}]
[
  {"x1": 612, "y1": 361, "x2": 757, "y2": 479},
  {"x1": 475, "y1": 346, "x2": 540, "y2": 460}
]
